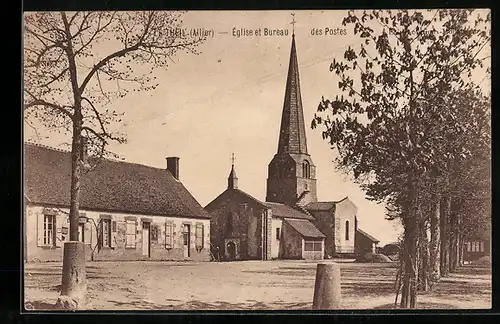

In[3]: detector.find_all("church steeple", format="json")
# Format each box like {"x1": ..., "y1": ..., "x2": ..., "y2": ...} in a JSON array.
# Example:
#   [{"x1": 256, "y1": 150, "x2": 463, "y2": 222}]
[
  {"x1": 228, "y1": 153, "x2": 238, "y2": 190},
  {"x1": 277, "y1": 33, "x2": 308, "y2": 155},
  {"x1": 266, "y1": 31, "x2": 317, "y2": 206}
]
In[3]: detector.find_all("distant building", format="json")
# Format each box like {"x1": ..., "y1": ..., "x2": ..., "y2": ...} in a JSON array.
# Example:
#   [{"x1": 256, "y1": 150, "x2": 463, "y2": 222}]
[
  {"x1": 23, "y1": 143, "x2": 210, "y2": 262},
  {"x1": 205, "y1": 163, "x2": 325, "y2": 261},
  {"x1": 463, "y1": 237, "x2": 490, "y2": 262}
]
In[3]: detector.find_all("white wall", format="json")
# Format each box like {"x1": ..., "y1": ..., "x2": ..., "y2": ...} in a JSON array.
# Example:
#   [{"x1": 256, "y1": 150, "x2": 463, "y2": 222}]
[
  {"x1": 270, "y1": 217, "x2": 283, "y2": 259},
  {"x1": 25, "y1": 204, "x2": 210, "y2": 261},
  {"x1": 335, "y1": 198, "x2": 357, "y2": 253}
]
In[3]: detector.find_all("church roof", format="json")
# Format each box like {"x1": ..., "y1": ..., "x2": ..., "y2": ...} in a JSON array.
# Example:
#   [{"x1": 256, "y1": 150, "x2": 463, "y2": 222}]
[
  {"x1": 357, "y1": 228, "x2": 380, "y2": 243},
  {"x1": 284, "y1": 218, "x2": 325, "y2": 238},
  {"x1": 263, "y1": 202, "x2": 313, "y2": 220},
  {"x1": 306, "y1": 197, "x2": 349, "y2": 211},
  {"x1": 24, "y1": 143, "x2": 210, "y2": 219},
  {"x1": 276, "y1": 34, "x2": 308, "y2": 155}
]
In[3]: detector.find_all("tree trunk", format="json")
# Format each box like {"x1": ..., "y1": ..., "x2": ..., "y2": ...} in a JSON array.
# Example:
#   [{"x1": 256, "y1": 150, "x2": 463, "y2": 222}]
[
  {"x1": 449, "y1": 211, "x2": 457, "y2": 273},
  {"x1": 58, "y1": 12, "x2": 87, "y2": 308},
  {"x1": 418, "y1": 220, "x2": 430, "y2": 292},
  {"x1": 429, "y1": 192, "x2": 441, "y2": 281},
  {"x1": 400, "y1": 189, "x2": 419, "y2": 308},
  {"x1": 440, "y1": 194, "x2": 451, "y2": 277},
  {"x1": 69, "y1": 127, "x2": 82, "y2": 241},
  {"x1": 454, "y1": 213, "x2": 461, "y2": 269},
  {"x1": 459, "y1": 233, "x2": 464, "y2": 266},
  {"x1": 400, "y1": 229, "x2": 416, "y2": 308}
]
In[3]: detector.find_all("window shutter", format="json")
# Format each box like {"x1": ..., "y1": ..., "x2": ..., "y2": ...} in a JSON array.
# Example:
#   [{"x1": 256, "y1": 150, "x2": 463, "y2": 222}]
[
  {"x1": 110, "y1": 220, "x2": 117, "y2": 248},
  {"x1": 37, "y1": 213, "x2": 44, "y2": 247},
  {"x1": 84, "y1": 222, "x2": 92, "y2": 245},
  {"x1": 55, "y1": 216, "x2": 63, "y2": 248}
]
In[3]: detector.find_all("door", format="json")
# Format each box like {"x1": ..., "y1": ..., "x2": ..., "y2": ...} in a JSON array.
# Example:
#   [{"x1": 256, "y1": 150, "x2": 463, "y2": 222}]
[
  {"x1": 183, "y1": 224, "x2": 190, "y2": 258},
  {"x1": 226, "y1": 241, "x2": 236, "y2": 260},
  {"x1": 142, "y1": 222, "x2": 150, "y2": 257}
]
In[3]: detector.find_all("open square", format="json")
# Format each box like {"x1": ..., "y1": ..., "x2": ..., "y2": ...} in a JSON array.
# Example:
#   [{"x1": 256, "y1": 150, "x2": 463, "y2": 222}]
[{"x1": 24, "y1": 260, "x2": 491, "y2": 310}]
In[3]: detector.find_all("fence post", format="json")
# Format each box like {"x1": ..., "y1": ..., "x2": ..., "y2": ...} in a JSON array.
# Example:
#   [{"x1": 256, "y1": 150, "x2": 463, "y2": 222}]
[{"x1": 312, "y1": 263, "x2": 341, "y2": 310}]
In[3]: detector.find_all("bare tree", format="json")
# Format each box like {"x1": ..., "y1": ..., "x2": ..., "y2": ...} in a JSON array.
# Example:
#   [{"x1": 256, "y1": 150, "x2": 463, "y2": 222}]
[{"x1": 23, "y1": 11, "x2": 205, "y2": 308}]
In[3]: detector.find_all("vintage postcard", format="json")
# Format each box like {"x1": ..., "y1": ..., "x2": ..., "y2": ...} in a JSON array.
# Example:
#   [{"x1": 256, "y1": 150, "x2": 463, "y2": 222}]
[{"x1": 23, "y1": 10, "x2": 491, "y2": 311}]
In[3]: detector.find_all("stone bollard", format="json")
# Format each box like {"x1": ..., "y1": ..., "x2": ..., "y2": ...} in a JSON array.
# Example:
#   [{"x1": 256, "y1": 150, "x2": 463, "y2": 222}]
[
  {"x1": 57, "y1": 241, "x2": 87, "y2": 309},
  {"x1": 312, "y1": 263, "x2": 341, "y2": 310}
]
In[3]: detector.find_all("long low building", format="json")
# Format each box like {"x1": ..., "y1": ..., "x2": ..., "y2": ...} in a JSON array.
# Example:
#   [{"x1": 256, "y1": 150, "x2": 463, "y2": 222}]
[{"x1": 23, "y1": 142, "x2": 211, "y2": 262}]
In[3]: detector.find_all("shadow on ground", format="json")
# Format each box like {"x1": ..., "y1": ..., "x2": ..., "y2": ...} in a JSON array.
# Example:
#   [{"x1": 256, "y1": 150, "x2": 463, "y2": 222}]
[
  {"x1": 107, "y1": 299, "x2": 311, "y2": 310},
  {"x1": 373, "y1": 302, "x2": 457, "y2": 309}
]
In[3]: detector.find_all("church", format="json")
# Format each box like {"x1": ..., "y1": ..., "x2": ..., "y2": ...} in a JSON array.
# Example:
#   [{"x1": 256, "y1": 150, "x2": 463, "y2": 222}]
[{"x1": 205, "y1": 32, "x2": 378, "y2": 261}]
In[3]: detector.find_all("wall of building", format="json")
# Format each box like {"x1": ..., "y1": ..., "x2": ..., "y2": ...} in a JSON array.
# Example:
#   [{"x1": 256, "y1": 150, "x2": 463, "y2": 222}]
[
  {"x1": 280, "y1": 220, "x2": 302, "y2": 259},
  {"x1": 270, "y1": 218, "x2": 283, "y2": 259},
  {"x1": 334, "y1": 199, "x2": 357, "y2": 254},
  {"x1": 25, "y1": 205, "x2": 210, "y2": 262},
  {"x1": 355, "y1": 232, "x2": 377, "y2": 255},
  {"x1": 207, "y1": 190, "x2": 266, "y2": 260},
  {"x1": 308, "y1": 209, "x2": 335, "y2": 257}
]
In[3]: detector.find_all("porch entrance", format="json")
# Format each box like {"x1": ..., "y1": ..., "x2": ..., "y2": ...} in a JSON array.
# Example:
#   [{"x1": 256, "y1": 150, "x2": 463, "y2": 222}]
[{"x1": 226, "y1": 241, "x2": 236, "y2": 260}]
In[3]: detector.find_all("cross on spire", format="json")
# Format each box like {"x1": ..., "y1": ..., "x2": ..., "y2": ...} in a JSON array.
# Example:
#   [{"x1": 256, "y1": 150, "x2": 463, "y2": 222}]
[
  {"x1": 231, "y1": 153, "x2": 235, "y2": 167},
  {"x1": 290, "y1": 12, "x2": 296, "y2": 35}
]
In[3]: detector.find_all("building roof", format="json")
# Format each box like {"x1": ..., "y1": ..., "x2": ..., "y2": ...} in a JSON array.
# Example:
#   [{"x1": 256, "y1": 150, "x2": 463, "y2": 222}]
[
  {"x1": 306, "y1": 201, "x2": 336, "y2": 211},
  {"x1": 305, "y1": 197, "x2": 348, "y2": 211},
  {"x1": 24, "y1": 143, "x2": 209, "y2": 219},
  {"x1": 263, "y1": 202, "x2": 313, "y2": 220},
  {"x1": 357, "y1": 228, "x2": 380, "y2": 243},
  {"x1": 277, "y1": 34, "x2": 308, "y2": 155},
  {"x1": 205, "y1": 188, "x2": 269, "y2": 211},
  {"x1": 284, "y1": 218, "x2": 325, "y2": 238}
]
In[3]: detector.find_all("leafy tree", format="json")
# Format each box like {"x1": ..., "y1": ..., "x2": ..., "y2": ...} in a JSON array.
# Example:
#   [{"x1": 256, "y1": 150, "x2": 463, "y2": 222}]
[
  {"x1": 23, "y1": 11, "x2": 205, "y2": 307},
  {"x1": 311, "y1": 9, "x2": 490, "y2": 308}
]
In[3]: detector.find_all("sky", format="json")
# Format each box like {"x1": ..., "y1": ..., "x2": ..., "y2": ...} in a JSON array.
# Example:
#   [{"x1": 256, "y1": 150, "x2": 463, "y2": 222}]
[{"x1": 24, "y1": 10, "x2": 491, "y2": 245}]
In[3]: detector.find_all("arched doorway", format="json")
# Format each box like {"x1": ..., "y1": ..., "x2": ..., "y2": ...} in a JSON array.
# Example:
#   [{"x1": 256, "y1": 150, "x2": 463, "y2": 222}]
[{"x1": 226, "y1": 241, "x2": 236, "y2": 260}]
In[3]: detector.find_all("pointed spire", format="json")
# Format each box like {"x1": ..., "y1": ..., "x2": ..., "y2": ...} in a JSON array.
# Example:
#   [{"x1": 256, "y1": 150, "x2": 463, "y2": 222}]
[
  {"x1": 277, "y1": 33, "x2": 308, "y2": 155},
  {"x1": 228, "y1": 153, "x2": 238, "y2": 189}
]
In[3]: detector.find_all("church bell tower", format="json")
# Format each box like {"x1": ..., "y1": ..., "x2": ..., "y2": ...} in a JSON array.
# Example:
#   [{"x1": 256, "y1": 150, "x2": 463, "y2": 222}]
[{"x1": 265, "y1": 32, "x2": 317, "y2": 206}]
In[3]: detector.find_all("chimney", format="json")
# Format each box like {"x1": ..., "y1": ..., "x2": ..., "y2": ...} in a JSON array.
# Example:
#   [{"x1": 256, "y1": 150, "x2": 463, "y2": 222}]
[
  {"x1": 80, "y1": 136, "x2": 88, "y2": 165},
  {"x1": 166, "y1": 157, "x2": 180, "y2": 180}
]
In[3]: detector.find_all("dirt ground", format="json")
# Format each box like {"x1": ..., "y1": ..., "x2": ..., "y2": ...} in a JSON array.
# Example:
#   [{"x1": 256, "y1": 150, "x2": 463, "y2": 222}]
[{"x1": 24, "y1": 259, "x2": 491, "y2": 310}]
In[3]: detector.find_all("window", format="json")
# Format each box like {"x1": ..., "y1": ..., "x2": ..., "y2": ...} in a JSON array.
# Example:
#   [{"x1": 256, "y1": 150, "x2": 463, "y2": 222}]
[
  {"x1": 78, "y1": 223, "x2": 85, "y2": 243},
  {"x1": 165, "y1": 221, "x2": 174, "y2": 249},
  {"x1": 276, "y1": 228, "x2": 281, "y2": 240},
  {"x1": 99, "y1": 219, "x2": 112, "y2": 247},
  {"x1": 302, "y1": 161, "x2": 310, "y2": 178},
  {"x1": 125, "y1": 220, "x2": 136, "y2": 248},
  {"x1": 480, "y1": 241, "x2": 485, "y2": 253},
  {"x1": 44, "y1": 215, "x2": 56, "y2": 246},
  {"x1": 467, "y1": 242, "x2": 472, "y2": 252},
  {"x1": 304, "y1": 240, "x2": 322, "y2": 251},
  {"x1": 151, "y1": 224, "x2": 159, "y2": 242},
  {"x1": 345, "y1": 220, "x2": 350, "y2": 241},
  {"x1": 195, "y1": 223, "x2": 204, "y2": 249}
]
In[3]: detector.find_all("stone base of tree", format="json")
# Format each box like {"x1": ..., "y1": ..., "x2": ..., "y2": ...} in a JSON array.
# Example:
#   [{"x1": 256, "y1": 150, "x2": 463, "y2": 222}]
[{"x1": 59, "y1": 241, "x2": 87, "y2": 309}]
